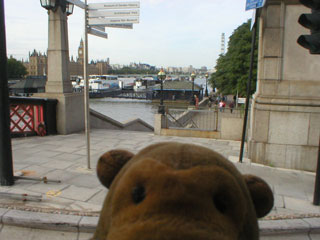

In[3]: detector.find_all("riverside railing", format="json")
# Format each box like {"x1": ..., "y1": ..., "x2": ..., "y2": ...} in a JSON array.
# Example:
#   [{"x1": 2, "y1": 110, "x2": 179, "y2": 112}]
[
  {"x1": 9, "y1": 97, "x2": 57, "y2": 137},
  {"x1": 164, "y1": 105, "x2": 245, "y2": 132}
]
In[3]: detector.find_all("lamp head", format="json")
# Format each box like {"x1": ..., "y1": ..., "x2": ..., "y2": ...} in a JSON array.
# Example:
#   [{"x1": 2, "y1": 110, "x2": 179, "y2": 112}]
[
  {"x1": 158, "y1": 69, "x2": 166, "y2": 81},
  {"x1": 40, "y1": 0, "x2": 56, "y2": 10},
  {"x1": 66, "y1": 2, "x2": 74, "y2": 15},
  {"x1": 40, "y1": 0, "x2": 74, "y2": 15}
]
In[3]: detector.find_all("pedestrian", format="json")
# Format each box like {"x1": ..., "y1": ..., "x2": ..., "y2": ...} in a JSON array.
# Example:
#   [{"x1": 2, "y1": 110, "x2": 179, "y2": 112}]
[
  {"x1": 219, "y1": 101, "x2": 225, "y2": 112},
  {"x1": 194, "y1": 95, "x2": 199, "y2": 109},
  {"x1": 208, "y1": 96, "x2": 213, "y2": 108},
  {"x1": 229, "y1": 101, "x2": 234, "y2": 113}
]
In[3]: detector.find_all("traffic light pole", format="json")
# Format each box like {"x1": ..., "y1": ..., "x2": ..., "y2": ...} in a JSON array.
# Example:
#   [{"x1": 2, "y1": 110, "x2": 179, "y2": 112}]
[
  {"x1": 239, "y1": 11, "x2": 258, "y2": 163},
  {"x1": 297, "y1": 0, "x2": 320, "y2": 205},
  {"x1": 0, "y1": 0, "x2": 14, "y2": 186},
  {"x1": 313, "y1": 138, "x2": 320, "y2": 205}
]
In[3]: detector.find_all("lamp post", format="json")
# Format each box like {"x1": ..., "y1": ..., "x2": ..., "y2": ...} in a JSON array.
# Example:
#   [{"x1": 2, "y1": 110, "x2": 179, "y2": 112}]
[
  {"x1": 158, "y1": 69, "x2": 166, "y2": 114},
  {"x1": 205, "y1": 72, "x2": 209, "y2": 97},
  {"x1": 40, "y1": 0, "x2": 74, "y2": 15},
  {"x1": 190, "y1": 72, "x2": 196, "y2": 105}
]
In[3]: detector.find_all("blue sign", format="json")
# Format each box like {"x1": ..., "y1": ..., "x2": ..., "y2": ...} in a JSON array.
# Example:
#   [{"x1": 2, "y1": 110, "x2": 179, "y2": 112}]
[{"x1": 245, "y1": 0, "x2": 266, "y2": 11}]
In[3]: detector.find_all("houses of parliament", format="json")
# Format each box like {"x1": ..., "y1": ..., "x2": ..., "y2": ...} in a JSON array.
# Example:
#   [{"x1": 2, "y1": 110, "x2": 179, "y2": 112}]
[{"x1": 24, "y1": 39, "x2": 110, "y2": 77}]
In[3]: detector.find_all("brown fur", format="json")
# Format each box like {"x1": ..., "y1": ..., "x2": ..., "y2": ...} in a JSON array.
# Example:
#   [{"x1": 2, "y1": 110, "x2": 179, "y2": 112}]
[{"x1": 93, "y1": 142, "x2": 274, "y2": 240}]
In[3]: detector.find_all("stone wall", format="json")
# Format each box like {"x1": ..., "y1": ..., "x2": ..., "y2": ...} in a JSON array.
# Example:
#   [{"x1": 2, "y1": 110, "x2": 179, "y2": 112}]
[
  {"x1": 90, "y1": 109, "x2": 154, "y2": 132},
  {"x1": 248, "y1": 0, "x2": 320, "y2": 171}
]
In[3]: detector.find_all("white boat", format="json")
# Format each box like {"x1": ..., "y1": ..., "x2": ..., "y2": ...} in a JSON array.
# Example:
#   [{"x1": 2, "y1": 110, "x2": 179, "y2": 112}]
[
  {"x1": 133, "y1": 76, "x2": 158, "y2": 91},
  {"x1": 76, "y1": 75, "x2": 119, "y2": 92}
]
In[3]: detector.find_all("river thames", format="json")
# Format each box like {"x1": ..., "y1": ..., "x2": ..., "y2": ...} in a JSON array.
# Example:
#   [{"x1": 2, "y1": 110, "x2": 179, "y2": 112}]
[{"x1": 89, "y1": 77, "x2": 212, "y2": 126}]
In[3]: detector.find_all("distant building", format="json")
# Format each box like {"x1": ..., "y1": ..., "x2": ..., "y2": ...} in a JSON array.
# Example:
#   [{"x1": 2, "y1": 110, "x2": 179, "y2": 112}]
[
  {"x1": 23, "y1": 39, "x2": 111, "y2": 78},
  {"x1": 24, "y1": 50, "x2": 47, "y2": 76},
  {"x1": 200, "y1": 66, "x2": 208, "y2": 73},
  {"x1": 129, "y1": 62, "x2": 156, "y2": 71},
  {"x1": 152, "y1": 81, "x2": 203, "y2": 101}
]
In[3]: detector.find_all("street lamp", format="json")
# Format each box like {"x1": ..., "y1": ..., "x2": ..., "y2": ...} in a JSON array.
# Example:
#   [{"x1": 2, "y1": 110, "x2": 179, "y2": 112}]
[
  {"x1": 190, "y1": 72, "x2": 196, "y2": 105},
  {"x1": 205, "y1": 73, "x2": 209, "y2": 97},
  {"x1": 40, "y1": 0, "x2": 74, "y2": 15},
  {"x1": 66, "y1": 2, "x2": 74, "y2": 15},
  {"x1": 40, "y1": 0, "x2": 56, "y2": 10},
  {"x1": 158, "y1": 69, "x2": 166, "y2": 114}
]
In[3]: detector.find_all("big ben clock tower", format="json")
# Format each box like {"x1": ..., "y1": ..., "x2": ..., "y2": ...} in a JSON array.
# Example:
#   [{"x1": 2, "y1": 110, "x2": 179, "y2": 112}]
[{"x1": 78, "y1": 39, "x2": 84, "y2": 64}]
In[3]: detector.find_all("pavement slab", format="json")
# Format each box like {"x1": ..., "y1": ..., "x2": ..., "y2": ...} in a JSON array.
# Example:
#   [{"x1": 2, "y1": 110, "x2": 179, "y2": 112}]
[
  {"x1": 58, "y1": 185, "x2": 101, "y2": 202},
  {"x1": 0, "y1": 226, "x2": 79, "y2": 240},
  {"x1": 0, "y1": 129, "x2": 318, "y2": 238}
]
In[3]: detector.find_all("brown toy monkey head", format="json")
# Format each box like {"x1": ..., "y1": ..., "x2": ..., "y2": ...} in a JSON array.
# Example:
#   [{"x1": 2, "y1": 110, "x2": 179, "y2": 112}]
[{"x1": 93, "y1": 142, "x2": 273, "y2": 240}]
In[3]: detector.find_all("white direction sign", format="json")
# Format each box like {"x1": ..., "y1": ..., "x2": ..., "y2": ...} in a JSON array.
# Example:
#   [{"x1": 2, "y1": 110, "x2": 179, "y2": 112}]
[
  {"x1": 91, "y1": 23, "x2": 133, "y2": 29},
  {"x1": 88, "y1": 1, "x2": 140, "y2": 10},
  {"x1": 90, "y1": 25, "x2": 105, "y2": 32},
  {"x1": 89, "y1": 17, "x2": 139, "y2": 25},
  {"x1": 66, "y1": 0, "x2": 86, "y2": 9},
  {"x1": 88, "y1": 27, "x2": 108, "y2": 39},
  {"x1": 105, "y1": 23, "x2": 133, "y2": 29},
  {"x1": 88, "y1": 9, "x2": 139, "y2": 18}
]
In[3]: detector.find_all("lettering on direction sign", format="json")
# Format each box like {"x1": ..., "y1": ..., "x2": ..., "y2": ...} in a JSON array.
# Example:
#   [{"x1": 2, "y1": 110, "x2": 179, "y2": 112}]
[
  {"x1": 88, "y1": 1, "x2": 140, "y2": 10},
  {"x1": 88, "y1": 17, "x2": 139, "y2": 25},
  {"x1": 88, "y1": 9, "x2": 140, "y2": 18},
  {"x1": 105, "y1": 23, "x2": 133, "y2": 29}
]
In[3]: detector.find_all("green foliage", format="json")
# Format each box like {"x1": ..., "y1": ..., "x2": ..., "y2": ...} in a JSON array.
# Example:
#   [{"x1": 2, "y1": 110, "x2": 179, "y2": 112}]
[
  {"x1": 210, "y1": 20, "x2": 258, "y2": 97},
  {"x1": 7, "y1": 57, "x2": 27, "y2": 79},
  {"x1": 108, "y1": 67, "x2": 158, "y2": 75}
]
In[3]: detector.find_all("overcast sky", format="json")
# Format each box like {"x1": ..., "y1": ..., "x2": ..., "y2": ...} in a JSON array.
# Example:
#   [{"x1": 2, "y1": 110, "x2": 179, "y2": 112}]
[{"x1": 4, "y1": 0, "x2": 253, "y2": 69}]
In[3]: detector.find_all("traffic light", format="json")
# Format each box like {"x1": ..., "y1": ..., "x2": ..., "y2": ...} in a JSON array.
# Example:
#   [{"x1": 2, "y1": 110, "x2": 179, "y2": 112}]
[{"x1": 297, "y1": 0, "x2": 320, "y2": 54}]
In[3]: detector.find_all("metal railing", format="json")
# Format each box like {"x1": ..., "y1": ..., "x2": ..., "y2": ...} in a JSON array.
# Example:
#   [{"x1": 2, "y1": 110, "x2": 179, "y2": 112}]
[
  {"x1": 9, "y1": 97, "x2": 57, "y2": 137},
  {"x1": 165, "y1": 105, "x2": 245, "y2": 131}
]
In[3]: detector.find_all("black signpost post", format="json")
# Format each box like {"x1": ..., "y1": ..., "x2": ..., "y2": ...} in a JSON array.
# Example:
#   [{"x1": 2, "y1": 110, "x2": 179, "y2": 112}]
[
  {"x1": 0, "y1": 0, "x2": 14, "y2": 186},
  {"x1": 239, "y1": 4, "x2": 261, "y2": 163}
]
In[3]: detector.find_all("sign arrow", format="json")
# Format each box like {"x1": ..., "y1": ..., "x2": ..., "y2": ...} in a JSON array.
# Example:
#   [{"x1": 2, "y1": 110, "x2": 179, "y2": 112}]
[{"x1": 88, "y1": 27, "x2": 108, "y2": 39}]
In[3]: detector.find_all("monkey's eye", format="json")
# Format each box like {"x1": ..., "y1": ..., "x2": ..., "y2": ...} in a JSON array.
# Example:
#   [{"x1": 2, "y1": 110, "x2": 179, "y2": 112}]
[{"x1": 132, "y1": 185, "x2": 145, "y2": 204}]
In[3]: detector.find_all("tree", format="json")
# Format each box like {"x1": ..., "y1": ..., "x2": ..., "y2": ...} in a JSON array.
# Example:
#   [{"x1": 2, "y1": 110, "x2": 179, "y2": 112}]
[
  {"x1": 7, "y1": 57, "x2": 27, "y2": 79},
  {"x1": 210, "y1": 20, "x2": 258, "y2": 97}
]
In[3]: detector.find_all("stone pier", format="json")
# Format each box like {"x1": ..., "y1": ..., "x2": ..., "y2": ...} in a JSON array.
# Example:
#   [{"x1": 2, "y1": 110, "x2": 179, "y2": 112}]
[
  {"x1": 36, "y1": 6, "x2": 84, "y2": 134},
  {"x1": 248, "y1": 0, "x2": 320, "y2": 171}
]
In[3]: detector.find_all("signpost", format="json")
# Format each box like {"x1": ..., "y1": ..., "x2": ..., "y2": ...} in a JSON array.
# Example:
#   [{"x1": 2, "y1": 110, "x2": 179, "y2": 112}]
[
  {"x1": 66, "y1": 0, "x2": 140, "y2": 169},
  {"x1": 245, "y1": 0, "x2": 266, "y2": 11},
  {"x1": 239, "y1": 1, "x2": 263, "y2": 163}
]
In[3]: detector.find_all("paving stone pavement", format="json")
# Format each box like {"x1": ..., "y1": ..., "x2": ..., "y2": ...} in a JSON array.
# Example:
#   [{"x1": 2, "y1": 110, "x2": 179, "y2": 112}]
[{"x1": 0, "y1": 129, "x2": 319, "y2": 239}]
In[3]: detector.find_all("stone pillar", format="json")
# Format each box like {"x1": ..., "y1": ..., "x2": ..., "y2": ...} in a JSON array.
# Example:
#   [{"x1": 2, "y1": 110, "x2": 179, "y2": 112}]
[
  {"x1": 154, "y1": 114, "x2": 165, "y2": 135},
  {"x1": 248, "y1": 0, "x2": 320, "y2": 171},
  {"x1": 46, "y1": 7, "x2": 72, "y2": 93},
  {"x1": 36, "y1": 6, "x2": 84, "y2": 134}
]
